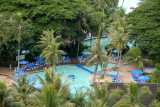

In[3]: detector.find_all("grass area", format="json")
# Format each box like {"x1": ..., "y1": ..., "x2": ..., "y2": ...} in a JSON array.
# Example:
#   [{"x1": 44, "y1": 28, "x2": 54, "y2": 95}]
[{"x1": 98, "y1": 77, "x2": 104, "y2": 79}]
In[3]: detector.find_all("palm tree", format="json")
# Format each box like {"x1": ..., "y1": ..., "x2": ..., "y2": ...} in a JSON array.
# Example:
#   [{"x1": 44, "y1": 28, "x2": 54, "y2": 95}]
[
  {"x1": 71, "y1": 90, "x2": 86, "y2": 107},
  {"x1": 125, "y1": 47, "x2": 153, "y2": 71},
  {"x1": 32, "y1": 84, "x2": 71, "y2": 107},
  {"x1": 7, "y1": 76, "x2": 36, "y2": 106},
  {"x1": 114, "y1": 82, "x2": 151, "y2": 107},
  {"x1": 108, "y1": 8, "x2": 132, "y2": 80},
  {"x1": 86, "y1": 39, "x2": 108, "y2": 83},
  {"x1": 150, "y1": 100, "x2": 160, "y2": 107},
  {"x1": 10, "y1": 12, "x2": 32, "y2": 73},
  {"x1": 36, "y1": 67, "x2": 71, "y2": 97},
  {"x1": 86, "y1": 82, "x2": 124, "y2": 107},
  {"x1": 0, "y1": 82, "x2": 8, "y2": 107},
  {"x1": 33, "y1": 68, "x2": 72, "y2": 107},
  {"x1": 36, "y1": 30, "x2": 55, "y2": 48},
  {"x1": 37, "y1": 30, "x2": 65, "y2": 68}
]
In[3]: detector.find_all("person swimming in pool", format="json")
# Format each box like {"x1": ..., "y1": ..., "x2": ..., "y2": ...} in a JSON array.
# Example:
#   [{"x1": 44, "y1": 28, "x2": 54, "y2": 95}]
[{"x1": 72, "y1": 78, "x2": 74, "y2": 81}]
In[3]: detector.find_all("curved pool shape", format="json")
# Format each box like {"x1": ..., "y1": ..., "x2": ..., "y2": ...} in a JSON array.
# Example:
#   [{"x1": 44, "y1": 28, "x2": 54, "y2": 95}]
[
  {"x1": 83, "y1": 37, "x2": 111, "y2": 49},
  {"x1": 83, "y1": 37, "x2": 133, "y2": 48},
  {"x1": 29, "y1": 64, "x2": 115, "y2": 94}
]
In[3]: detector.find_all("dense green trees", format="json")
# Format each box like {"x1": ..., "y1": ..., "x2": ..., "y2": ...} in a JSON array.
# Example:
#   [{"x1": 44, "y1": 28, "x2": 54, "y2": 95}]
[
  {"x1": 127, "y1": 0, "x2": 160, "y2": 62},
  {"x1": 0, "y1": 0, "x2": 119, "y2": 66}
]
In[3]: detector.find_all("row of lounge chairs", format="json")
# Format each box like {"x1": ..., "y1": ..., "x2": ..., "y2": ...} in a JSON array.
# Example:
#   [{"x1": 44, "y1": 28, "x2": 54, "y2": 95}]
[
  {"x1": 15, "y1": 60, "x2": 46, "y2": 72},
  {"x1": 110, "y1": 54, "x2": 124, "y2": 61},
  {"x1": 78, "y1": 56, "x2": 91, "y2": 63},
  {"x1": 57, "y1": 56, "x2": 71, "y2": 62},
  {"x1": 131, "y1": 73, "x2": 146, "y2": 83},
  {"x1": 63, "y1": 56, "x2": 71, "y2": 62}
]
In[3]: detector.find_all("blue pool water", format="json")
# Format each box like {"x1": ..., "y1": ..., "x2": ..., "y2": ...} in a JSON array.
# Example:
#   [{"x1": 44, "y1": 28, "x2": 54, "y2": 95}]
[
  {"x1": 83, "y1": 37, "x2": 111, "y2": 49},
  {"x1": 83, "y1": 37, "x2": 133, "y2": 48},
  {"x1": 29, "y1": 64, "x2": 115, "y2": 94}
]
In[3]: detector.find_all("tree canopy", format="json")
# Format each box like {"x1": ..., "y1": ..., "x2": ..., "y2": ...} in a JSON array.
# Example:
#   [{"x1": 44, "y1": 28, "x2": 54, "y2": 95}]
[{"x1": 127, "y1": 0, "x2": 160, "y2": 62}]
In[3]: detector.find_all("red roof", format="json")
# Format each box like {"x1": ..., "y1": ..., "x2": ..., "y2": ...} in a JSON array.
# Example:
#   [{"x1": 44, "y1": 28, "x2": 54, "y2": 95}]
[{"x1": 130, "y1": 7, "x2": 135, "y2": 9}]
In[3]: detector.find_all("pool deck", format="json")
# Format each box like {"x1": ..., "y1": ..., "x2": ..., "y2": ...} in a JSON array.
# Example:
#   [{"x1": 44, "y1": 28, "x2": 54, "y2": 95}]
[
  {"x1": 0, "y1": 59, "x2": 138, "y2": 86},
  {"x1": 89, "y1": 60, "x2": 137, "y2": 84}
]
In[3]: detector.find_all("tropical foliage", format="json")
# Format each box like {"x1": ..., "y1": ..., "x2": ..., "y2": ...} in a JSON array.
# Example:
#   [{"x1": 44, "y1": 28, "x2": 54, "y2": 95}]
[
  {"x1": 0, "y1": 0, "x2": 119, "y2": 66},
  {"x1": 114, "y1": 82, "x2": 151, "y2": 107},
  {"x1": 127, "y1": 0, "x2": 160, "y2": 62},
  {"x1": 37, "y1": 30, "x2": 65, "y2": 68},
  {"x1": 125, "y1": 47, "x2": 153, "y2": 71},
  {"x1": 150, "y1": 63, "x2": 160, "y2": 86},
  {"x1": 108, "y1": 8, "x2": 132, "y2": 76},
  {"x1": 87, "y1": 82, "x2": 124, "y2": 107},
  {"x1": 0, "y1": 82, "x2": 8, "y2": 106}
]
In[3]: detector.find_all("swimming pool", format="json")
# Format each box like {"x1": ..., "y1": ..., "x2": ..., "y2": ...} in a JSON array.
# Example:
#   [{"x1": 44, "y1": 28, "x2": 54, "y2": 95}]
[
  {"x1": 83, "y1": 37, "x2": 111, "y2": 49},
  {"x1": 29, "y1": 64, "x2": 115, "y2": 94},
  {"x1": 83, "y1": 37, "x2": 133, "y2": 48}
]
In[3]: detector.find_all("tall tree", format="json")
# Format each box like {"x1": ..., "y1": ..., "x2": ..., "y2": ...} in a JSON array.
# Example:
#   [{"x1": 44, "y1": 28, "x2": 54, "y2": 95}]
[
  {"x1": 108, "y1": 8, "x2": 131, "y2": 79},
  {"x1": 127, "y1": 0, "x2": 160, "y2": 62},
  {"x1": 10, "y1": 12, "x2": 32, "y2": 72},
  {"x1": 114, "y1": 82, "x2": 151, "y2": 107},
  {"x1": 86, "y1": 39, "x2": 108, "y2": 83}
]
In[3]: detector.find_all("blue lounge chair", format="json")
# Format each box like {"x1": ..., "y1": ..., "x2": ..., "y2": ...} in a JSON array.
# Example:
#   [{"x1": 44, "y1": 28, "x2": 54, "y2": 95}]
[
  {"x1": 140, "y1": 80, "x2": 146, "y2": 83},
  {"x1": 15, "y1": 67, "x2": 23, "y2": 72},
  {"x1": 58, "y1": 58, "x2": 62, "y2": 62},
  {"x1": 66, "y1": 56, "x2": 71, "y2": 62},
  {"x1": 131, "y1": 74, "x2": 138, "y2": 80},
  {"x1": 26, "y1": 64, "x2": 31, "y2": 71},
  {"x1": 63, "y1": 57, "x2": 67, "y2": 62},
  {"x1": 78, "y1": 56, "x2": 84, "y2": 62},
  {"x1": 78, "y1": 56, "x2": 81, "y2": 61},
  {"x1": 111, "y1": 77, "x2": 116, "y2": 80},
  {"x1": 135, "y1": 80, "x2": 142, "y2": 83},
  {"x1": 81, "y1": 56, "x2": 85, "y2": 62}
]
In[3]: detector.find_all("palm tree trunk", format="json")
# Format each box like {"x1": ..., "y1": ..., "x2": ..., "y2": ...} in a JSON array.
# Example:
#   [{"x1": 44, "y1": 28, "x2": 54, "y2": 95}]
[
  {"x1": 114, "y1": 51, "x2": 119, "y2": 71},
  {"x1": 18, "y1": 41, "x2": 20, "y2": 75},
  {"x1": 115, "y1": 49, "x2": 120, "y2": 82},
  {"x1": 55, "y1": 64, "x2": 57, "y2": 72},
  {"x1": 93, "y1": 63, "x2": 98, "y2": 84},
  {"x1": 102, "y1": 48, "x2": 113, "y2": 77},
  {"x1": 77, "y1": 38, "x2": 79, "y2": 63},
  {"x1": 90, "y1": 33, "x2": 92, "y2": 47}
]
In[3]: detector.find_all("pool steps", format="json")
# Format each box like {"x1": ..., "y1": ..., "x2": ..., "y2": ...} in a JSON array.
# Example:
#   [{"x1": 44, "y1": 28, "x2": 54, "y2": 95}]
[{"x1": 76, "y1": 64, "x2": 94, "y2": 74}]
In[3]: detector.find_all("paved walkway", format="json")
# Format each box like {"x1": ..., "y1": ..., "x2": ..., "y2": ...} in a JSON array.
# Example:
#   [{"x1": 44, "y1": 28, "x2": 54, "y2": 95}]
[{"x1": 89, "y1": 60, "x2": 138, "y2": 84}]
